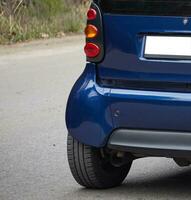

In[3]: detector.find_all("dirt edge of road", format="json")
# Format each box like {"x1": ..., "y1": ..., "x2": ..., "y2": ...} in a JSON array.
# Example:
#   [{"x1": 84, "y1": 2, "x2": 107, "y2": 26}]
[{"x1": 0, "y1": 35, "x2": 84, "y2": 56}]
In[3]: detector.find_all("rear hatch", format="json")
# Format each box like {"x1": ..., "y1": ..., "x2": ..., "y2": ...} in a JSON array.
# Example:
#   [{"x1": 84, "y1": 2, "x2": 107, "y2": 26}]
[{"x1": 97, "y1": 0, "x2": 191, "y2": 92}]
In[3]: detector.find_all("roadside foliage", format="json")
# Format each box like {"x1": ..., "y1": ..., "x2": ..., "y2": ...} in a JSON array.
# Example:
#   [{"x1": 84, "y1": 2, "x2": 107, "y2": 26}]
[{"x1": 0, "y1": 0, "x2": 89, "y2": 44}]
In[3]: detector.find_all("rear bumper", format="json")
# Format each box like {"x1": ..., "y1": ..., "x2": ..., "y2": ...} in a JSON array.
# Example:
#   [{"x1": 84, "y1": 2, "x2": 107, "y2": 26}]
[
  {"x1": 66, "y1": 63, "x2": 191, "y2": 157},
  {"x1": 108, "y1": 129, "x2": 191, "y2": 157}
]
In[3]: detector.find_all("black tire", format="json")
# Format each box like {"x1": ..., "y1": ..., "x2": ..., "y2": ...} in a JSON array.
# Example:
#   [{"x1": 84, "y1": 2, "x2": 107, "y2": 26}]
[{"x1": 67, "y1": 134, "x2": 132, "y2": 189}]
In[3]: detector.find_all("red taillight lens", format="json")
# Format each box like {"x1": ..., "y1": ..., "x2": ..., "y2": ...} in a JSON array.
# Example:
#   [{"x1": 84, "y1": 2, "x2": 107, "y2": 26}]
[
  {"x1": 84, "y1": 43, "x2": 100, "y2": 58},
  {"x1": 87, "y1": 9, "x2": 97, "y2": 20}
]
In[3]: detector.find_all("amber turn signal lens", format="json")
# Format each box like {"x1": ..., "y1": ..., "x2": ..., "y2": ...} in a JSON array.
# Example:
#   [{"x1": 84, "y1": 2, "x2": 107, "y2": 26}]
[
  {"x1": 85, "y1": 25, "x2": 98, "y2": 39},
  {"x1": 84, "y1": 43, "x2": 100, "y2": 58}
]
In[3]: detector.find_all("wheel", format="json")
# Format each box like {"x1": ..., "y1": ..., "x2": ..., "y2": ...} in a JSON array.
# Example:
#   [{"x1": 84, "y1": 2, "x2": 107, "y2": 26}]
[{"x1": 67, "y1": 134, "x2": 132, "y2": 189}]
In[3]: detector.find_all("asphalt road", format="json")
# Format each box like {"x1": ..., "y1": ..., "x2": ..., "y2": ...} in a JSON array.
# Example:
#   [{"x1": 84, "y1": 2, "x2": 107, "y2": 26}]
[{"x1": 1, "y1": 36, "x2": 191, "y2": 200}]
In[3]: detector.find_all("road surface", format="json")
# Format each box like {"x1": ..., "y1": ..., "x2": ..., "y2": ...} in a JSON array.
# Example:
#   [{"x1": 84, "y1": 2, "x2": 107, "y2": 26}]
[{"x1": 1, "y1": 36, "x2": 191, "y2": 200}]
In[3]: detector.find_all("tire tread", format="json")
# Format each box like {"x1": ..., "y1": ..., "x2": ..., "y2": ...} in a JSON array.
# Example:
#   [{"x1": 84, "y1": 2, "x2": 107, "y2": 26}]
[{"x1": 67, "y1": 134, "x2": 132, "y2": 189}]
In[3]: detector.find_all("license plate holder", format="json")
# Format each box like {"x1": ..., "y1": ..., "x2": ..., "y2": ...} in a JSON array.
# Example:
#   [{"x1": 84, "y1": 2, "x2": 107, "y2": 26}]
[{"x1": 144, "y1": 36, "x2": 191, "y2": 60}]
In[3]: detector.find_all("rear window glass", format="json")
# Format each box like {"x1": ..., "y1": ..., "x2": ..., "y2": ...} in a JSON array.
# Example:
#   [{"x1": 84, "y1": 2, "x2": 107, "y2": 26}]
[{"x1": 99, "y1": 0, "x2": 191, "y2": 16}]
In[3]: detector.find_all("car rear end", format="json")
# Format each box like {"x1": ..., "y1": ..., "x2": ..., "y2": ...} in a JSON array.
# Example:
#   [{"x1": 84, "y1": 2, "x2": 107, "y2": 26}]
[{"x1": 66, "y1": 0, "x2": 191, "y2": 189}]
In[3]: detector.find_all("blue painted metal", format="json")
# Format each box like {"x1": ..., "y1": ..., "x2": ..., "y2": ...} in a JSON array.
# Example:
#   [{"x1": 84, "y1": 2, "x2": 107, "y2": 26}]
[
  {"x1": 98, "y1": 15, "x2": 191, "y2": 83},
  {"x1": 66, "y1": 14, "x2": 191, "y2": 147},
  {"x1": 66, "y1": 64, "x2": 191, "y2": 147},
  {"x1": 65, "y1": 63, "x2": 113, "y2": 147}
]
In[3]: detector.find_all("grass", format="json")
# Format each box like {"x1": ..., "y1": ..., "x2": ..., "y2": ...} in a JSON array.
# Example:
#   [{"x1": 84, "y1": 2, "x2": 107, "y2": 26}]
[{"x1": 0, "y1": 0, "x2": 89, "y2": 44}]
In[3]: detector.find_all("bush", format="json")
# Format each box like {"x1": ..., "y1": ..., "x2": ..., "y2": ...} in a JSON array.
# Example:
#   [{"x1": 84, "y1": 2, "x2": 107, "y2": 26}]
[
  {"x1": 0, "y1": 0, "x2": 89, "y2": 44},
  {"x1": 29, "y1": 0, "x2": 63, "y2": 18}
]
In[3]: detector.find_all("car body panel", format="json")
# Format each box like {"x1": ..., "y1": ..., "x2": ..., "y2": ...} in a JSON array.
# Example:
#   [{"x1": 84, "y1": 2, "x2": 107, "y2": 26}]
[
  {"x1": 66, "y1": 63, "x2": 191, "y2": 148},
  {"x1": 98, "y1": 15, "x2": 191, "y2": 85},
  {"x1": 66, "y1": 63, "x2": 113, "y2": 147}
]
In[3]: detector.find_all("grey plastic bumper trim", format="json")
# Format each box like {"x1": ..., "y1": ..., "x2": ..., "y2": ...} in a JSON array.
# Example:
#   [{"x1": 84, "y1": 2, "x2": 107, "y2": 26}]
[{"x1": 108, "y1": 129, "x2": 191, "y2": 157}]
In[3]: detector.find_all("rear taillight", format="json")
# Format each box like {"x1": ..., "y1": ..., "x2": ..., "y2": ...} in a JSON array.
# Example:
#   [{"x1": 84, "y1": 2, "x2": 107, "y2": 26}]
[
  {"x1": 84, "y1": 3, "x2": 104, "y2": 62},
  {"x1": 87, "y1": 9, "x2": 97, "y2": 20},
  {"x1": 85, "y1": 25, "x2": 98, "y2": 39},
  {"x1": 84, "y1": 43, "x2": 100, "y2": 58}
]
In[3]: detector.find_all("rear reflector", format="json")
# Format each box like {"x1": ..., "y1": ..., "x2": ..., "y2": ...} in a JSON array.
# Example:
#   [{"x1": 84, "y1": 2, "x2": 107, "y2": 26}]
[
  {"x1": 85, "y1": 25, "x2": 98, "y2": 39},
  {"x1": 84, "y1": 43, "x2": 100, "y2": 58},
  {"x1": 87, "y1": 8, "x2": 97, "y2": 20}
]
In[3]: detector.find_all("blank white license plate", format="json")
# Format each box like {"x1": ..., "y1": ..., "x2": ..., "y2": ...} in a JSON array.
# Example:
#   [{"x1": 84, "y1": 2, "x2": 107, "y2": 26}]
[{"x1": 144, "y1": 36, "x2": 191, "y2": 60}]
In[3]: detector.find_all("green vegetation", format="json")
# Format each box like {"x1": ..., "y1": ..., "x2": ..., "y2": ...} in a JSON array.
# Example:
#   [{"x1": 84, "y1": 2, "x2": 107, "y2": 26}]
[{"x1": 0, "y1": 0, "x2": 89, "y2": 44}]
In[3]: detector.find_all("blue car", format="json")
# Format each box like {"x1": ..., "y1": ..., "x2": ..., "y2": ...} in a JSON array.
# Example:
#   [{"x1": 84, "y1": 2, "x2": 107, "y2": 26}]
[{"x1": 66, "y1": 0, "x2": 191, "y2": 189}]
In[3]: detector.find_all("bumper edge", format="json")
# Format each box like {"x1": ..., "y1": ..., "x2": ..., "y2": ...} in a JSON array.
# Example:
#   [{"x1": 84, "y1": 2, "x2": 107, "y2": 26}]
[{"x1": 108, "y1": 129, "x2": 191, "y2": 157}]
